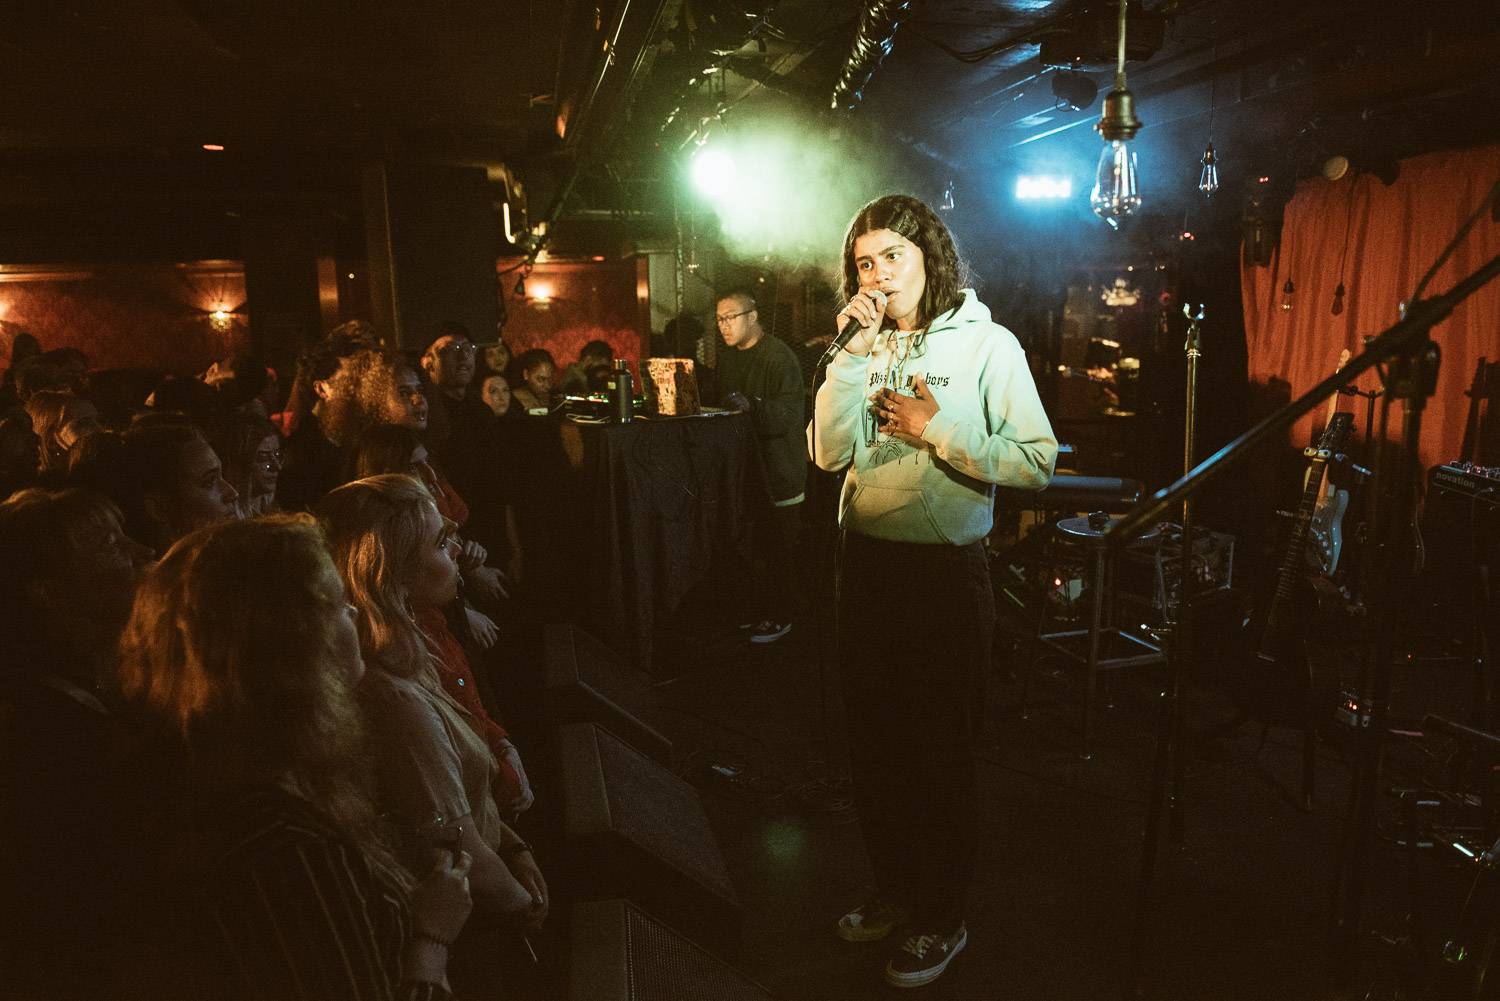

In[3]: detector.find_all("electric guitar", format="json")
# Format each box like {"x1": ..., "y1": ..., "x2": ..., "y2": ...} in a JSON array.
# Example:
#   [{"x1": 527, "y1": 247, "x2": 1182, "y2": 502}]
[
  {"x1": 1242, "y1": 411, "x2": 1356, "y2": 725},
  {"x1": 1308, "y1": 349, "x2": 1352, "y2": 576}
]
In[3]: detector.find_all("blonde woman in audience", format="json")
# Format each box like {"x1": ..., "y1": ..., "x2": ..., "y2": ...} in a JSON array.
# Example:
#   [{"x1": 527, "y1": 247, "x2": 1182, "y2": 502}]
[
  {"x1": 25, "y1": 389, "x2": 101, "y2": 477},
  {"x1": 317, "y1": 475, "x2": 546, "y2": 936},
  {"x1": 112, "y1": 515, "x2": 472, "y2": 1000}
]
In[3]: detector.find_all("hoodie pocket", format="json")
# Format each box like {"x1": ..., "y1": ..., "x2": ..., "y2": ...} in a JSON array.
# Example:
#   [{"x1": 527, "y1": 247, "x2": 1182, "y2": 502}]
[{"x1": 843, "y1": 482, "x2": 954, "y2": 545}]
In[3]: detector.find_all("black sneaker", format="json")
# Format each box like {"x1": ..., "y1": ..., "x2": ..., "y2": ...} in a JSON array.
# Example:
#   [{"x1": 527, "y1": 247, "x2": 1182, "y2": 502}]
[
  {"x1": 884, "y1": 924, "x2": 968, "y2": 989},
  {"x1": 748, "y1": 620, "x2": 791, "y2": 644}
]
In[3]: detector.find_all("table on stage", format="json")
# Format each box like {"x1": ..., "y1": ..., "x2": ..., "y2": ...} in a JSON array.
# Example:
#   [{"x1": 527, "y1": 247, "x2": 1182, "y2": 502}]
[{"x1": 512, "y1": 410, "x2": 766, "y2": 671}]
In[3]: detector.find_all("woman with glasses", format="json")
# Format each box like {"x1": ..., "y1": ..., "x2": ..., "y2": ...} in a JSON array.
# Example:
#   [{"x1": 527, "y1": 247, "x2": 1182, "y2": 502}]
[{"x1": 211, "y1": 414, "x2": 283, "y2": 519}]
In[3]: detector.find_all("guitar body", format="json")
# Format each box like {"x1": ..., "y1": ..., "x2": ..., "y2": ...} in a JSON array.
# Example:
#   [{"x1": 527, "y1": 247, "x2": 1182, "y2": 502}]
[
  {"x1": 1234, "y1": 413, "x2": 1356, "y2": 728},
  {"x1": 1308, "y1": 487, "x2": 1349, "y2": 576}
]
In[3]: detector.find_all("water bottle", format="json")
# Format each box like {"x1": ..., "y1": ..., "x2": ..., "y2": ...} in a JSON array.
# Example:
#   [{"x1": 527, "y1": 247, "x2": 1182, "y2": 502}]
[{"x1": 610, "y1": 359, "x2": 634, "y2": 423}]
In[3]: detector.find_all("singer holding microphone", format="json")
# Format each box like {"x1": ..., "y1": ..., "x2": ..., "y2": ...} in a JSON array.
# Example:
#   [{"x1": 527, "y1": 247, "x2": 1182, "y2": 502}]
[{"x1": 811, "y1": 194, "x2": 1056, "y2": 988}]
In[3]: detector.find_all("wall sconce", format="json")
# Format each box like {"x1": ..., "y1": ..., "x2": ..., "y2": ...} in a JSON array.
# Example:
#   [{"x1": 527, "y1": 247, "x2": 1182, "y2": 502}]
[
  {"x1": 527, "y1": 280, "x2": 556, "y2": 309},
  {"x1": 208, "y1": 304, "x2": 236, "y2": 331}
]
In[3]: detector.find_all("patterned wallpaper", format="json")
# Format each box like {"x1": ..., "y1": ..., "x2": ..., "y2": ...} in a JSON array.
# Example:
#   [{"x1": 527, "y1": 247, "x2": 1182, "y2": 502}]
[
  {"x1": 0, "y1": 262, "x2": 249, "y2": 375},
  {"x1": 496, "y1": 259, "x2": 648, "y2": 367}
]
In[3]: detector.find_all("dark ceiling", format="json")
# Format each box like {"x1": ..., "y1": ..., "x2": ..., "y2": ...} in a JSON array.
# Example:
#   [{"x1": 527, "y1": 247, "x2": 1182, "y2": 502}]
[
  {"x1": 647, "y1": 0, "x2": 1500, "y2": 204},
  {"x1": 0, "y1": 1, "x2": 1495, "y2": 240}
]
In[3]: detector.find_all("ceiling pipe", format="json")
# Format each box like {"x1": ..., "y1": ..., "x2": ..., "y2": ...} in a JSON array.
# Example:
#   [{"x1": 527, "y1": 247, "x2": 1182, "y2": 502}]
[{"x1": 830, "y1": 0, "x2": 913, "y2": 112}]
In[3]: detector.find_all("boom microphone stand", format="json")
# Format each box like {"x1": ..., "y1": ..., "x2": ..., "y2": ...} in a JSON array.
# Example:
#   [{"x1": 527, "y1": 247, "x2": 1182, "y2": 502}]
[
  {"x1": 1111, "y1": 245, "x2": 1500, "y2": 997},
  {"x1": 1128, "y1": 303, "x2": 1204, "y2": 994}
]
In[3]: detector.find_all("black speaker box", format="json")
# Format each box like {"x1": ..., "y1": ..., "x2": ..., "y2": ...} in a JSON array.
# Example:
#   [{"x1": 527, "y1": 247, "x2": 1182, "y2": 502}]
[
  {"x1": 568, "y1": 899, "x2": 775, "y2": 1001},
  {"x1": 544, "y1": 624, "x2": 674, "y2": 766},
  {"x1": 555, "y1": 723, "x2": 741, "y2": 957}
]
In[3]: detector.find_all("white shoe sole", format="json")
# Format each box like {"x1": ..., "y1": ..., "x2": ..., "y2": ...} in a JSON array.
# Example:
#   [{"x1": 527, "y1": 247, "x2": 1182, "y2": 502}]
[
  {"x1": 884, "y1": 927, "x2": 968, "y2": 988},
  {"x1": 836, "y1": 908, "x2": 908, "y2": 943},
  {"x1": 749, "y1": 623, "x2": 791, "y2": 644}
]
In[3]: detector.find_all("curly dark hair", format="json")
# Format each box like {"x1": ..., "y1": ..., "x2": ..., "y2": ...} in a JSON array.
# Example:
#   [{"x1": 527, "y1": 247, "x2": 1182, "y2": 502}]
[{"x1": 840, "y1": 194, "x2": 966, "y2": 334}]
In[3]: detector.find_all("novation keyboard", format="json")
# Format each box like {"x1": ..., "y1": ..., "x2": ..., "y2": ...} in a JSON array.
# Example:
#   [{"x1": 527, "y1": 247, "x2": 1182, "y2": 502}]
[{"x1": 1430, "y1": 461, "x2": 1500, "y2": 505}]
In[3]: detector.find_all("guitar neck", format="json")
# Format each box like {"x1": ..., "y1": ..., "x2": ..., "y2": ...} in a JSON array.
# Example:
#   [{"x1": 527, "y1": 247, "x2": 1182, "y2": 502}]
[{"x1": 1274, "y1": 457, "x2": 1329, "y2": 603}]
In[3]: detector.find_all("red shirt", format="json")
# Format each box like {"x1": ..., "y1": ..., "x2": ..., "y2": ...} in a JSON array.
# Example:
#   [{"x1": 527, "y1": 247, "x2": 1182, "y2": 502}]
[{"x1": 415, "y1": 606, "x2": 522, "y2": 806}]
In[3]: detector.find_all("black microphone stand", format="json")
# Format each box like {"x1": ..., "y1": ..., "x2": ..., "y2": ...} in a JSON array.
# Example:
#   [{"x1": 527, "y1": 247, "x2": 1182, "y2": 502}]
[
  {"x1": 1113, "y1": 248, "x2": 1500, "y2": 997},
  {"x1": 1128, "y1": 304, "x2": 1204, "y2": 992},
  {"x1": 798, "y1": 356, "x2": 854, "y2": 813}
]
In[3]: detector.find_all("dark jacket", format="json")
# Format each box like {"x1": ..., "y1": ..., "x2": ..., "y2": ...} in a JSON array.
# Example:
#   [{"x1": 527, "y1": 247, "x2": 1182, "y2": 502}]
[
  {"x1": 275, "y1": 412, "x2": 347, "y2": 512},
  {"x1": 716, "y1": 333, "x2": 807, "y2": 504}
]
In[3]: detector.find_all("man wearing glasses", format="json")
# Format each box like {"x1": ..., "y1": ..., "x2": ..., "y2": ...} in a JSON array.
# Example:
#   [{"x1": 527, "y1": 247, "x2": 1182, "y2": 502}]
[
  {"x1": 715, "y1": 290, "x2": 805, "y2": 644},
  {"x1": 421, "y1": 323, "x2": 496, "y2": 504}
]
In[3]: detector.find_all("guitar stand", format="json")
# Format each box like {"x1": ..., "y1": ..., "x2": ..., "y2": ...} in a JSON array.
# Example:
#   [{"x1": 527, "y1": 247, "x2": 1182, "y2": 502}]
[{"x1": 1192, "y1": 709, "x2": 1318, "y2": 812}]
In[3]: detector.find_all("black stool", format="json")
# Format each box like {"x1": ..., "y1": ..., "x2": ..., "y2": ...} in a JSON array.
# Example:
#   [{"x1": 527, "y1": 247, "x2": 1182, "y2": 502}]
[{"x1": 1035, "y1": 512, "x2": 1165, "y2": 760}]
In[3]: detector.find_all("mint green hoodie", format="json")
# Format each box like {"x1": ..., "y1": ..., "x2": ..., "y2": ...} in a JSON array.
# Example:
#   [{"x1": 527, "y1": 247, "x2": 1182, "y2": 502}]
[{"x1": 809, "y1": 289, "x2": 1056, "y2": 545}]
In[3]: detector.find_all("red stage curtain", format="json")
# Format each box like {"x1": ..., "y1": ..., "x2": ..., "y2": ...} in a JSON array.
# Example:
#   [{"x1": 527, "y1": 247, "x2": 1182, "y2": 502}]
[{"x1": 1241, "y1": 143, "x2": 1500, "y2": 469}]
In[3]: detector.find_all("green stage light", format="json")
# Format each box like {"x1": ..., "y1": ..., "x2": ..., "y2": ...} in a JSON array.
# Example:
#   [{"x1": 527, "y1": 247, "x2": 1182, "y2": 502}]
[{"x1": 691, "y1": 146, "x2": 737, "y2": 200}]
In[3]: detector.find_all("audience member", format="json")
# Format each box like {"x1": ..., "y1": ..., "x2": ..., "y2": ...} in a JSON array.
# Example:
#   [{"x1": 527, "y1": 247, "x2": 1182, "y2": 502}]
[
  {"x1": 13, "y1": 354, "x2": 76, "y2": 402},
  {"x1": 420, "y1": 324, "x2": 493, "y2": 476},
  {"x1": 713, "y1": 288, "x2": 806, "y2": 644},
  {"x1": 558, "y1": 339, "x2": 613, "y2": 396},
  {"x1": 480, "y1": 373, "x2": 515, "y2": 418},
  {"x1": 65, "y1": 428, "x2": 126, "y2": 498},
  {"x1": 478, "y1": 338, "x2": 512, "y2": 382},
  {"x1": 355, "y1": 350, "x2": 430, "y2": 433},
  {"x1": 349, "y1": 423, "x2": 513, "y2": 620},
  {"x1": 147, "y1": 374, "x2": 223, "y2": 419},
  {"x1": 112, "y1": 516, "x2": 473, "y2": 999},
  {"x1": 211, "y1": 355, "x2": 280, "y2": 418},
  {"x1": 318, "y1": 475, "x2": 546, "y2": 941},
  {"x1": 0, "y1": 488, "x2": 151, "y2": 999},
  {"x1": 210, "y1": 414, "x2": 283, "y2": 518},
  {"x1": 276, "y1": 335, "x2": 367, "y2": 511},
  {"x1": 110, "y1": 424, "x2": 240, "y2": 552},
  {"x1": 511, "y1": 349, "x2": 556, "y2": 413},
  {"x1": 0, "y1": 407, "x2": 40, "y2": 499},
  {"x1": 26, "y1": 390, "x2": 102, "y2": 478},
  {"x1": 1, "y1": 329, "x2": 43, "y2": 409},
  {"x1": 325, "y1": 456, "x2": 530, "y2": 820}
]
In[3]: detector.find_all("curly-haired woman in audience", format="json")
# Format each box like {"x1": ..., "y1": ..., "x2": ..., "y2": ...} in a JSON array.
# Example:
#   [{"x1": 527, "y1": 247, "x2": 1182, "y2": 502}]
[
  {"x1": 113, "y1": 515, "x2": 473, "y2": 1000},
  {"x1": 317, "y1": 475, "x2": 546, "y2": 941}
]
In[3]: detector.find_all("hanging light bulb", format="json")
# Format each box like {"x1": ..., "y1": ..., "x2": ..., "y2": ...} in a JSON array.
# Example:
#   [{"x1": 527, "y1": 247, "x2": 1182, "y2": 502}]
[
  {"x1": 1280, "y1": 278, "x2": 1296, "y2": 311},
  {"x1": 1198, "y1": 46, "x2": 1220, "y2": 201},
  {"x1": 1093, "y1": 138, "x2": 1140, "y2": 229},
  {"x1": 940, "y1": 180, "x2": 956, "y2": 212},
  {"x1": 1331, "y1": 282, "x2": 1346, "y2": 316},
  {"x1": 1198, "y1": 142, "x2": 1219, "y2": 199},
  {"x1": 1091, "y1": 0, "x2": 1143, "y2": 228}
]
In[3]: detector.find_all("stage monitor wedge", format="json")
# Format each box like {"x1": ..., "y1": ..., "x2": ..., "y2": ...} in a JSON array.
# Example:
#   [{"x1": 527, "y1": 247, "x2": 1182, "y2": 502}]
[
  {"x1": 556, "y1": 722, "x2": 741, "y2": 957},
  {"x1": 569, "y1": 899, "x2": 778, "y2": 1001},
  {"x1": 544, "y1": 623, "x2": 674, "y2": 766}
]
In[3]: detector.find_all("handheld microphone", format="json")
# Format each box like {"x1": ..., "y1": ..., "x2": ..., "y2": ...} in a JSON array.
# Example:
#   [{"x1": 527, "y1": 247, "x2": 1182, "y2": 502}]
[{"x1": 819, "y1": 290, "x2": 887, "y2": 368}]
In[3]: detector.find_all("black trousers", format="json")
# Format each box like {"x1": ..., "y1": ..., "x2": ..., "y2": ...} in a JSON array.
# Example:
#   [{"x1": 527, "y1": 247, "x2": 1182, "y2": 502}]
[
  {"x1": 836, "y1": 530, "x2": 994, "y2": 931},
  {"x1": 753, "y1": 501, "x2": 803, "y2": 624}
]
